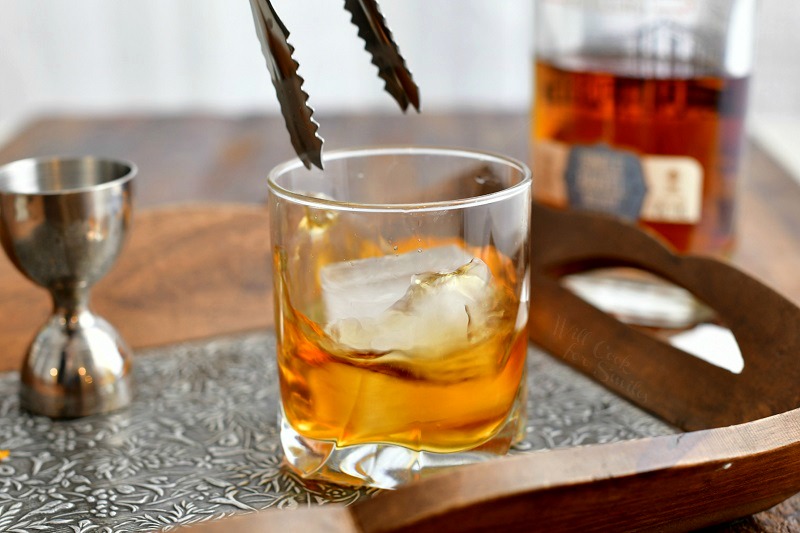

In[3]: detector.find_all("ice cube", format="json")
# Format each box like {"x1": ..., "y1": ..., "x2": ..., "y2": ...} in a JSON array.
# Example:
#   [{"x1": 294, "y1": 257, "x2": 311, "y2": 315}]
[
  {"x1": 320, "y1": 245, "x2": 474, "y2": 323},
  {"x1": 325, "y1": 257, "x2": 497, "y2": 358}
]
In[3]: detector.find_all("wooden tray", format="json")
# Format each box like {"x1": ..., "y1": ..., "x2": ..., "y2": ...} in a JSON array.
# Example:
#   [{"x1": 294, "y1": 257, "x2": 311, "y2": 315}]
[
  {"x1": 200, "y1": 204, "x2": 800, "y2": 532},
  {"x1": 2, "y1": 204, "x2": 799, "y2": 531}
]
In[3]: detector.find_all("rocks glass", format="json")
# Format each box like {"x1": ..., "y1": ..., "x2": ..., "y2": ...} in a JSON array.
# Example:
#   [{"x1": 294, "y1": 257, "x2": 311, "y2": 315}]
[{"x1": 268, "y1": 146, "x2": 531, "y2": 488}]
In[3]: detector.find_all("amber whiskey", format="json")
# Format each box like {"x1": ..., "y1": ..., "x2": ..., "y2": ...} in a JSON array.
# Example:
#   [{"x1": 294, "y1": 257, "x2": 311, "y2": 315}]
[
  {"x1": 532, "y1": 57, "x2": 749, "y2": 254},
  {"x1": 275, "y1": 241, "x2": 527, "y2": 453}
]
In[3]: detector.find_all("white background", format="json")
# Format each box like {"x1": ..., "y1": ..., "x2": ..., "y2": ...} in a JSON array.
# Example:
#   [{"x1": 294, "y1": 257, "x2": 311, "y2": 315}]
[{"x1": 0, "y1": 0, "x2": 798, "y2": 169}]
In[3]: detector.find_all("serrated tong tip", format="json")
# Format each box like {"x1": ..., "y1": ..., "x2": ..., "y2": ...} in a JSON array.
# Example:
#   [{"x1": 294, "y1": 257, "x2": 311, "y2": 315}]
[
  {"x1": 249, "y1": 0, "x2": 324, "y2": 169},
  {"x1": 344, "y1": 0, "x2": 421, "y2": 113}
]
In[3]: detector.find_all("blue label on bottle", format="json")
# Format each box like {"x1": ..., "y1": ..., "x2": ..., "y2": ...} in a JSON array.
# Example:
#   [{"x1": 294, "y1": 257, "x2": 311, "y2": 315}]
[{"x1": 564, "y1": 144, "x2": 647, "y2": 220}]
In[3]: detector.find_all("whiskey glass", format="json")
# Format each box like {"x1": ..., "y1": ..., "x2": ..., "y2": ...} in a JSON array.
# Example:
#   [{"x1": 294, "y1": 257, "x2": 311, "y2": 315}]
[{"x1": 268, "y1": 146, "x2": 531, "y2": 489}]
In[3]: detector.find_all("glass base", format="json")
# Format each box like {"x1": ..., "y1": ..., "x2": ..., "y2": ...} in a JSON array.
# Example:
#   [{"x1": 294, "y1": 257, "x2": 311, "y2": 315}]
[
  {"x1": 279, "y1": 388, "x2": 526, "y2": 490},
  {"x1": 562, "y1": 268, "x2": 716, "y2": 329}
]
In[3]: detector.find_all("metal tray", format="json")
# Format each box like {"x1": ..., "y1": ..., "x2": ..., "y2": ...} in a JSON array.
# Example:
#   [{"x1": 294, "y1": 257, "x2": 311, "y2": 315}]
[{"x1": 0, "y1": 331, "x2": 672, "y2": 531}]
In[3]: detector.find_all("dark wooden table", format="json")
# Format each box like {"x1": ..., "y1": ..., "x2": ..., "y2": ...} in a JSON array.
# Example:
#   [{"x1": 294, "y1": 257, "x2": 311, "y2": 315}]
[{"x1": 1, "y1": 113, "x2": 799, "y2": 531}]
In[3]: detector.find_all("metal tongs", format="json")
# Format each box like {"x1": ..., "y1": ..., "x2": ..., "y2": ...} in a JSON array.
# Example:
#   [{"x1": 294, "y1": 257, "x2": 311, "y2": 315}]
[{"x1": 248, "y1": 0, "x2": 421, "y2": 169}]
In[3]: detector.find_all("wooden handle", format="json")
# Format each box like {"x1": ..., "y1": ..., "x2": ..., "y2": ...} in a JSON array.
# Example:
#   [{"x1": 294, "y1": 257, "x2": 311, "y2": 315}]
[
  {"x1": 186, "y1": 406, "x2": 800, "y2": 532},
  {"x1": 351, "y1": 411, "x2": 800, "y2": 532},
  {"x1": 528, "y1": 203, "x2": 800, "y2": 430}
]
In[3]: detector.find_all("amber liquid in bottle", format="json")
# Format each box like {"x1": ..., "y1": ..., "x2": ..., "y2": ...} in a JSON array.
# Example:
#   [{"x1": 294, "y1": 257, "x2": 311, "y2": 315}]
[{"x1": 532, "y1": 58, "x2": 749, "y2": 254}]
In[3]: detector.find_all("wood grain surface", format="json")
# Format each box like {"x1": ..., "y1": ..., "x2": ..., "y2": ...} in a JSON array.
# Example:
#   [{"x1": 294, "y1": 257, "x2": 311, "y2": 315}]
[
  {"x1": 0, "y1": 204, "x2": 273, "y2": 372},
  {"x1": 1, "y1": 114, "x2": 800, "y2": 531},
  {"x1": 182, "y1": 404, "x2": 800, "y2": 532},
  {"x1": 528, "y1": 203, "x2": 800, "y2": 431}
]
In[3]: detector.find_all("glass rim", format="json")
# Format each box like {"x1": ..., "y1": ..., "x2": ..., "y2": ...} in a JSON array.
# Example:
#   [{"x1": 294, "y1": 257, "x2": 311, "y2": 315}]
[{"x1": 267, "y1": 145, "x2": 532, "y2": 213}]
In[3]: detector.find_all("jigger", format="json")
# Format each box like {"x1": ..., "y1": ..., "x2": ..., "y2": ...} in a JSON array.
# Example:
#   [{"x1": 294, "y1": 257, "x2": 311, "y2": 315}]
[{"x1": 0, "y1": 156, "x2": 135, "y2": 418}]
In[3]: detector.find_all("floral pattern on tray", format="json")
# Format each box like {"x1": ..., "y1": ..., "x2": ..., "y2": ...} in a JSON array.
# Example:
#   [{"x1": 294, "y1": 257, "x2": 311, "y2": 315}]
[{"x1": 0, "y1": 332, "x2": 674, "y2": 532}]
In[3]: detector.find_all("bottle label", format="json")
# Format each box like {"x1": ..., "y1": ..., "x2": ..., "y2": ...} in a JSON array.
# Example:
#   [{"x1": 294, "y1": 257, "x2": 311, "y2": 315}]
[{"x1": 533, "y1": 140, "x2": 703, "y2": 224}]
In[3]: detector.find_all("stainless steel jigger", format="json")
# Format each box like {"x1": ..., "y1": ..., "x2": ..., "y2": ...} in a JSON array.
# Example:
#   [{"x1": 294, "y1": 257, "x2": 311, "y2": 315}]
[{"x1": 0, "y1": 157, "x2": 135, "y2": 418}]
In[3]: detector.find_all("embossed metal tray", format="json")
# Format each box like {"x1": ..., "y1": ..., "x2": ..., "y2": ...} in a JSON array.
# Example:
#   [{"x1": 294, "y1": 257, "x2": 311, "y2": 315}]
[{"x1": 0, "y1": 331, "x2": 672, "y2": 531}]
